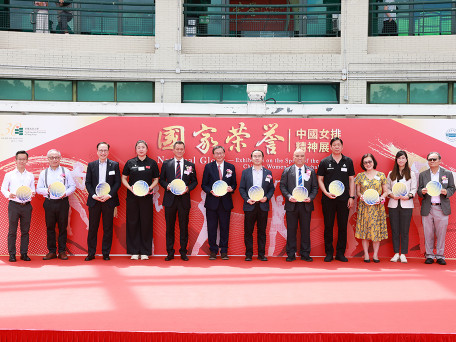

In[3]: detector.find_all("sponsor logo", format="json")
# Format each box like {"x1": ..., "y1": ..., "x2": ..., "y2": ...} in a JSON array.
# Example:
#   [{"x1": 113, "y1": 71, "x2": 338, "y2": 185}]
[{"x1": 445, "y1": 128, "x2": 456, "y2": 142}]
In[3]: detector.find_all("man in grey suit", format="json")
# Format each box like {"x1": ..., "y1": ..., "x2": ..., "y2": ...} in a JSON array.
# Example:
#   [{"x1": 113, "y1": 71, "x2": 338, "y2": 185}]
[
  {"x1": 418, "y1": 152, "x2": 455, "y2": 265},
  {"x1": 280, "y1": 148, "x2": 318, "y2": 262},
  {"x1": 239, "y1": 149, "x2": 275, "y2": 261}
]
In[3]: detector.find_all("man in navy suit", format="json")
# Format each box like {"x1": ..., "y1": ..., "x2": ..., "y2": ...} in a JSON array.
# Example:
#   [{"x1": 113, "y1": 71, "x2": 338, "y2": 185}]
[
  {"x1": 239, "y1": 150, "x2": 275, "y2": 261},
  {"x1": 280, "y1": 148, "x2": 318, "y2": 262},
  {"x1": 159, "y1": 141, "x2": 198, "y2": 261},
  {"x1": 201, "y1": 145, "x2": 237, "y2": 260},
  {"x1": 85, "y1": 142, "x2": 121, "y2": 261}
]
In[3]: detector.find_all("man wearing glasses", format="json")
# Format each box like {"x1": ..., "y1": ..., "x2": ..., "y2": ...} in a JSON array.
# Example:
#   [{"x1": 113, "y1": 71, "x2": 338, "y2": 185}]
[
  {"x1": 418, "y1": 152, "x2": 455, "y2": 265},
  {"x1": 36, "y1": 149, "x2": 76, "y2": 260},
  {"x1": 84, "y1": 142, "x2": 121, "y2": 261}
]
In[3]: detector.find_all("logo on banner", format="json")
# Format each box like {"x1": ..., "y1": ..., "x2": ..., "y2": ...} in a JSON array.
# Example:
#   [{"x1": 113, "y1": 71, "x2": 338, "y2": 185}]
[
  {"x1": 1, "y1": 122, "x2": 46, "y2": 142},
  {"x1": 445, "y1": 128, "x2": 456, "y2": 142}
]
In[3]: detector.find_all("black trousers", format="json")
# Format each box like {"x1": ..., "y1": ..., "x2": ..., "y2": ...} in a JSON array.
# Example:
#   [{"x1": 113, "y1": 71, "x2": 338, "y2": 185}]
[
  {"x1": 43, "y1": 197, "x2": 69, "y2": 253},
  {"x1": 207, "y1": 201, "x2": 231, "y2": 254},
  {"x1": 382, "y1": 20, "x2": 398, "y2": 36},
  {"x1": 87, "y1": 201, "x2": 115, "y2": 256},
  {"x1": 322, "y1": 198, "x2": 349, "y2": 257},
  {"x1": 126, "y1": 195, "x2": 153, "y2": 255},
  {"x1": 8, "y1": 201, "x2": 32, "y2": 255},
  {"x1": 389, "y1": 203, "x2": 413, "y2": 254},
  {"x1": 286, "y1": 203, "x2": 312, "y2": 258},
  {"x1": 244, "y1": 204, "x2": 268, "y2": 257},
  {"x1": 165, "y1": 196, "x2": 189, "y2": 255}
]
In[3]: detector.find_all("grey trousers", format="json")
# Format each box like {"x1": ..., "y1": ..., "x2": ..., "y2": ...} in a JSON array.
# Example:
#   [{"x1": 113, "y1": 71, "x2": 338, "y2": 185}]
[{"x1": 422, "y1": 205, "x2": 448, "y2": 260}]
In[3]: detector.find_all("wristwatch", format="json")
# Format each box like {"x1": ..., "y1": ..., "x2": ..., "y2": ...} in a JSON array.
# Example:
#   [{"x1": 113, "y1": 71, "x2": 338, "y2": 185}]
[{"x1": 349, "y1": 196, "x2": 355, "y2": 199}]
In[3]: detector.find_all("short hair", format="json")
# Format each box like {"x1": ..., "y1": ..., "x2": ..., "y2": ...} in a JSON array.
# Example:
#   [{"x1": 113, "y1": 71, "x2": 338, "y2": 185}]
[
  {"x1": 173, "y1": 141, "x2": 185, "y2": 148},
  {"x1": 135, "y1": 140, "x2": 148, "y2": 149},
  {"x1": 293, "y1": 148, "x2": 306, "y2": 155},
  {"x1": 212, "y1": 145, "x2": 225, "y2": 154},
  {"x1": 251, "y1": 149, "x2": 264, "y2": 158},
  {"x1": 47, "y1": 149, "x2": 61, "y2": 158},
  {"x1": 360, "y1": 153, "x2": 378, "y2": 171},
  {"x1": 330, "y1": 137, "x2": 343, "y2": 146},
  {"x1": 15, "y1": 150, "x2": 28, "y2": 159},
  {"x1": 97, "y1": 142, "x2": 110, "y2": 150},
  {"x1": 426, "y1": 152, "x2": 441, "y2": 160}
]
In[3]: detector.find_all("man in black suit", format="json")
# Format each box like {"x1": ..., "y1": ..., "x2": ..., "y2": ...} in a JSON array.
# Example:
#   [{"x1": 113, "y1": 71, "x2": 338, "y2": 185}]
[
  {"x1": 280, "y1": 148, "x2": 318, "y2": 262},
  {"x1": 85, "y1": 142, "x2": 121, "y2": 261},
  {"x1": 239, "y1": 149, "x2": 275, "y2": 261},
  {"x1": 201, "y1": 145, "x2": 237, "y2": 260},
  {"x1": 159, "y1": 141, "x2": 198, "y2": 261}
]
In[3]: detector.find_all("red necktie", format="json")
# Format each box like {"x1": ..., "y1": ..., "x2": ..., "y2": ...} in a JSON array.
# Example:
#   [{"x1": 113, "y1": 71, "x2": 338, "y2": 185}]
[
  {"x1": 218, "y1": 164, "x2": 223, "y2": 180},
  {"x1": 176, "y1": 160, "x2": 181, "y2": 179}
]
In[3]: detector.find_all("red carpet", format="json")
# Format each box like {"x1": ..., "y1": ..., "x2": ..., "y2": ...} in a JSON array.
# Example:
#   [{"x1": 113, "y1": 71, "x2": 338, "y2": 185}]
[{"x1": 1, "y1": 256, "x2": 455, "y2": 341}]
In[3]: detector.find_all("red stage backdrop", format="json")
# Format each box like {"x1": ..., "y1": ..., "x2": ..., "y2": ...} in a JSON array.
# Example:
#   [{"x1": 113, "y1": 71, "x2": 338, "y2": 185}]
[{"x1": 0, "y1": 117, "x2": 455, "y2": 258}]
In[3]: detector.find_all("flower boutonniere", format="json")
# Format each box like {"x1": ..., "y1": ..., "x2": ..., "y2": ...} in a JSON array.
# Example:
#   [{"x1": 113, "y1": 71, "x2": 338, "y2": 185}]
[
  {"x1": 265, "y1": 174, "x2": 272, "y2": 183},
  {"x1": 226, "y1": 169, "x2": 233, "y2": 178},
  {"x1": 184, "y1": 165, "x2": 193, "y2": 175}
]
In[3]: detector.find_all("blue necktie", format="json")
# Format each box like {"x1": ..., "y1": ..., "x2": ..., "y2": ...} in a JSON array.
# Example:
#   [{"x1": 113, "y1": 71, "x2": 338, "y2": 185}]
[{"x1": 298, "y1": 168, "x2": 303, "y2": 186}]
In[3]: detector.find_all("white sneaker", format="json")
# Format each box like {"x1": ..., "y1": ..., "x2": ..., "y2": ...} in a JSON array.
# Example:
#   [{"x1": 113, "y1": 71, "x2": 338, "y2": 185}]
[
  {"x1": 131, "y1": 254, "x2": 139, "y2": 260},
  {"x1": 141, "y1": 255, "x2": 149, "y2": 260},
  {"x1": 400, "y1": 254, "x2": 407, "y2": 263},
  {"x1": 390, "y1": 253, "x2": 400, "y2": 262}
]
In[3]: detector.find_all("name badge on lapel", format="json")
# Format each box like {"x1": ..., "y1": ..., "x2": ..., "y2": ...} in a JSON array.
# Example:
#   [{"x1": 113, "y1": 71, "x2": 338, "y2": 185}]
[
  {"x1": 138, "y1": 166, "x2": 145, "y2": 171},
  {"x1": 109, "y1": 170, "x2": 115, "y2": 175},
  {"x1": 341, "y1": 168, "x2": 347, "y2": 172}
]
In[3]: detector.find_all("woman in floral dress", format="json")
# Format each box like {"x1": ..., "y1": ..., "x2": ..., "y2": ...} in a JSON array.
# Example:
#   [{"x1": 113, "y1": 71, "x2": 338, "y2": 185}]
[{"x1": 355, "y1": 153, "x2": 388, "y2": 263}]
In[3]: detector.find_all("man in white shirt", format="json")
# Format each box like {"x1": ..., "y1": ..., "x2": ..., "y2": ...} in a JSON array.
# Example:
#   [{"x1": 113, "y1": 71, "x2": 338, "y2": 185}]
[
  {"x1": 36, "y1": 149, "x2": 76, "y2": 260},
  {"x1": 1, "y1": 151, "x2": 35, "y2": 262},
  {"x1": 382, "y1": 0, "x2": 397, "y2": 36}
]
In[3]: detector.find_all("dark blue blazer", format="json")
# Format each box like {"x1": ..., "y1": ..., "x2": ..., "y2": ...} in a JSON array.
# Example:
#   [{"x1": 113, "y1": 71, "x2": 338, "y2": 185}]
[
  {"x1": 201, "y1": 161, "x2": 237, "y2": 211},
  {"x1": 280, "y1": 164, "x2": 318, "y2": 212},
  {"x1": 85, "y1": 159, "x2": 121, "y2": 208},
  {"x1": 159, "y1": 158, "x2": 198, "y2": 209},
  {"x1": 239, "y1": 167, "x2": 275, "y2": 212}
]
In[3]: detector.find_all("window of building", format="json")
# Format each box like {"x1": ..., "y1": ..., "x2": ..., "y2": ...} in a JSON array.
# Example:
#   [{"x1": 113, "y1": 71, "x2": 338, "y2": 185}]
[
  {"x1": 369, "y1": 82, "x2": 453, "y2": 104},
  {"x1": 182, "y1": 83, "x2": 340, "y2": 104},
  {"x1": 0, "y1": 79, "x2": 154, "y2": 102}
]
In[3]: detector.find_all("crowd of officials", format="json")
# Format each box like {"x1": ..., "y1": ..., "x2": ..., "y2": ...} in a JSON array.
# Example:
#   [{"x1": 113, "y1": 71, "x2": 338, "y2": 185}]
[{"x1": 2, "y1": 138, "x2": 454, "y2": 265}]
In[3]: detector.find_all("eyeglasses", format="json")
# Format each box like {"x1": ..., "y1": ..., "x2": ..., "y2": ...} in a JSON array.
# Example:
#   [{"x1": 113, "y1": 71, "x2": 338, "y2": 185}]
[
  {"x1": 427, "y1": 158, "x2": 438, "y2": 162},
  {"x1": 48, "y1": 156, "x2": 60, "y2": 160},
  {"x1": 363, "y1": 160, "x2": 373, "y2": 165},
  {"x1": 98, "y1": 150, "x2": 109, "y2": 153}
]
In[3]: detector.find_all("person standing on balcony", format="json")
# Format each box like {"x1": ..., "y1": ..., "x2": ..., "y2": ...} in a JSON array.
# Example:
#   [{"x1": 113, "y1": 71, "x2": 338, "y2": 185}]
[
  {"x1": 34, "y1": 1, "x2": 49, "y2": 33},
  {"x1": 56, "y1": 0, "x2": 73, "y2": 34},
  {"x1": 382, "y1": 0, "x2": 397, "y2": 36}
]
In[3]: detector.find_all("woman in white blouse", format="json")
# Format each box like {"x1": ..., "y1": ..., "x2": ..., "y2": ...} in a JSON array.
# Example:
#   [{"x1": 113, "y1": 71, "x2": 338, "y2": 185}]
[{"x1": 386, "y1": 151, "x2": 417, "y2": 263}]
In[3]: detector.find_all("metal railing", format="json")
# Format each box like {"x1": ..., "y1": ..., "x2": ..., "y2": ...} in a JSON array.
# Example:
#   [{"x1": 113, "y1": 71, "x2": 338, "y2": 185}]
[
  {"x1": 182, "y1": 2, "x2": 341, "y2": 37},
  {"x1": 369, "y1": 0, "x2": 456, "y2": 36},
  {"x1": 0, "y1": 0, "x2": 155, "y2": 36}
]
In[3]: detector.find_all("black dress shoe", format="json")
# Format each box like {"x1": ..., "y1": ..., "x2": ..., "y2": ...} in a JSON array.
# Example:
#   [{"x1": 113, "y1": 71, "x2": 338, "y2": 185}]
[
  {"x1": 165, "y1": 254, "x2": 174, "y2": 261},
  {"x1": 85, "y1": 255, "x2": 95, "y2": 261},
  {"x1": 425, "y1": 258, "x2": 434, "y2": 264},
  {"x1": 436, "y1": 258, "x2": 447, "y2": 265},
  {"x1": 103, "y1": 254, "x2": 110, "y2": 260},
  {"x1": 364, "y1": 258, "x2": 370, "y2": 263},
  {"x1": 181, "y1": 254, "x2": 189, "y2": 261},
  {"x1": 324, "y1": 255, "x2": 333, "y2": 262},
  {"x1": 9, "y1": 254, "x2": 16, "y2": 262},
  {"x1": 373, "y1": 258, "x2": 380, "y2": 263},
  {"x1": 301, "y1": 256, "x2": 313, "y2": 262},
  {"x1": 221, "y1": 253, "x2": 229, "y2": 260},
  {"x1": 245, "y1": 256, "x2": 252, "y2": 261},
  {"x1": 209, "y1": 252, "x2": 217, "y2": 260},
  {"x1": 335, "y1": 255, "x2": 348, "y2": 262},
  {"x1": 286, "y1": 256, "x2": 296, "y2": 262},
  {"x1": 258, "y1": 255, "x2": 268, "y2": 261},
  {"x1": 20, "y1": 254, "x2": 31, "y2": 261}
]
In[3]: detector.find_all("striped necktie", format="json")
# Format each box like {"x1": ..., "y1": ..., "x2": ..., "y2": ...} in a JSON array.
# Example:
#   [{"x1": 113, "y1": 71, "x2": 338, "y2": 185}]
[
  {"x1": 176, "y1": 160, "x2": 181, "y2": 179},
  {"x1": 298, "y1": 167, "x2": 303, "y2": 186}
]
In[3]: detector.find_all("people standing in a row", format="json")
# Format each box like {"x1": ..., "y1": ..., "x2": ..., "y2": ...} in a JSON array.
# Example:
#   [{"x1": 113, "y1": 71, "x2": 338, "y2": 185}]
[
  {"x1": 418, "y1": 152, "x2": 455, "y2": 265},
  {"x1": 239, "y1": 150, "x2": 275, "y2": 261},
  {"x1": 1, "y1": 151, "x2": 35, "y2": 262},
  {"x1": 37, "y1": 149, "x2": 76, "y2": 260},
  {"x1": 317, "y1": 138, "x2": 355, "y2": 263},
  {"x1": 160, "y1": 141, "x2": 198, "y2": 261},
  {"x1": 386, "y1": 151, "x2": 416, "y2": 263},
  {"x1": 280, "y1": 148, "x2": 318, "y2": 262},
  {"x1": 85, "y1": 142, "x2": 121, "y2": 261},
  {"x1": 201, "y1": 145, "x2": 237, "y2": 260},
  {"x1": 122, "y1": 140, "x2": 159, "y2": 260}
]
